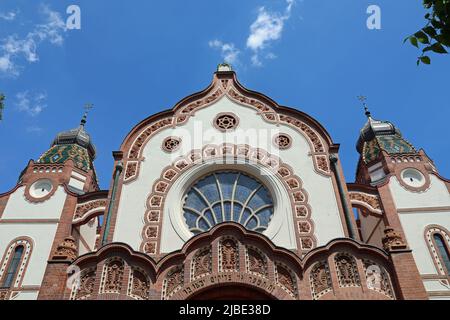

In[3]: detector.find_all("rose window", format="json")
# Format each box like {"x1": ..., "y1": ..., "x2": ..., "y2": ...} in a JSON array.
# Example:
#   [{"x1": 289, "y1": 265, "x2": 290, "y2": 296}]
[
  {"x1": 214, "y1": 113, "x2": 239, "y2": 131},
  {"x1": 273, "y1": 134, "x2": 292, "y2": 149},
  {"x1": 162, "y1": 137, "x2": 182, "y2": 152},
  {"x1": 183, "y1": 171, "x2": 274, "y2": 234}
]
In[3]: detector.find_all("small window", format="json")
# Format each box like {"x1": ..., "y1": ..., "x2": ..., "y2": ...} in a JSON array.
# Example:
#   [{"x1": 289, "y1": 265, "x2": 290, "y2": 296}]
[
  {"x1": 1, "y1": 246, "x2": 24, "y2": 288},
  {"x1": 433, "y1": 234, "x2": 450, "y2": 275}
]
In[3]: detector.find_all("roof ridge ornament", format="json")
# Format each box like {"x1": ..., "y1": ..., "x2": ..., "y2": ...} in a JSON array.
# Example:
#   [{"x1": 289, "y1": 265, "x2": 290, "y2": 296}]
[
  {"x1": 80, "y1": 103, "x2": 94, "y2": 127},
  {"x1": 357, "y1": 95, "x2": 372, "y2": 119},
  {"x1": 217, "y1": 63, "x2": 233, "y2": 72}
]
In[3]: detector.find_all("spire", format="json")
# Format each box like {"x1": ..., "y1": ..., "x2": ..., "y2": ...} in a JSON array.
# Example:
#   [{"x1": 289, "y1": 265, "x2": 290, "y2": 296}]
[
  {"x1": 357, "y1": 96, "x2": 371, "y2": 119},
  {"x1": 80, "y1": 103, "x2": 93, "y2": 127},
  {"x1": 355, "y1": 98, "x2": 416, "y2": 163},
  {"x1": 37, "y1": 103, "x2": 97, "y2": 172}
]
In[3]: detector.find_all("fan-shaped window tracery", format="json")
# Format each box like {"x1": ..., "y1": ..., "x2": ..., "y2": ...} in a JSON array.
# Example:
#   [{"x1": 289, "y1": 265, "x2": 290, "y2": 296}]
[{"x1": 183, "y1": 171, "x2": 274, "y2": 234}]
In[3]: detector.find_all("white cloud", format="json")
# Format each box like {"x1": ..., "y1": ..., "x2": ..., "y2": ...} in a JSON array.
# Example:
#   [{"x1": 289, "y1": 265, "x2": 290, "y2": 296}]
[
  {"x1": 0, "y1": 5, "x2": 67, "y2": 77},
  {"x1": 0, "y1": 10, "x2": 19, "y2": 21},
  {"x1": 246, "y1": 0, "x2": 295, "y2": 66},
  {"x1": 26, "y1": 126, "x2": 43, "y2": 133},
  {"x1": 15, "y1": 91, "x2": 47, "y2": 117},
  {"x1": 208, "y1": 40, "x2": 240, "y2": 65}
]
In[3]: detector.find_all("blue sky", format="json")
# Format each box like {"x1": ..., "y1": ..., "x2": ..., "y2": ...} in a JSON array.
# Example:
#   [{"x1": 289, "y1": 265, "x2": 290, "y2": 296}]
[{"x1": 0, "y1": 0, "x2": 449, "y2": 192}]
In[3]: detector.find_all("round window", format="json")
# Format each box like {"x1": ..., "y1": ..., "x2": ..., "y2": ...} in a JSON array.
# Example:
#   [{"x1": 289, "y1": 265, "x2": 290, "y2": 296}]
[
  {"x1": 182, "y1": 171, "x2": 274, "y2": 235},
  {"x1": 30, "y1": 179, "x2": 53, "y2": 198},
  {"x1": 401, "y1": 168, "x2": 425, "y2": 188}
]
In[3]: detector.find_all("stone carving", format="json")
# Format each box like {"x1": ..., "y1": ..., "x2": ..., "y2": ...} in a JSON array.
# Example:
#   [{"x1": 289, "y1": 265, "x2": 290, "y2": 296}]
[
  {"x1": 130, "y1": 269, "x2": 150, "y2": 300},
  {"x1": 247, "y1": 248, "x2": 267, "y2": 277},
  {"x1": 164, "y1": 266, "x2": 184, "y2": 298},
  {"x1": 363, "y1": 260, "x2": 394, "y2": 299},
  {"x1": 74, "y1": 199, "x2": 107, "y2": 220},
  {"x1": 73, "y1": 269, "x2": 96, "y2": 300},
  {"x1": 349, "y1": 192, "x2": 381, "y2": 212},
  {"x1": 221, "y1": 239, "x2": 239, "y2": 272},
  {"x1": 192, "y1": 247, "x2": 212, "y2": 279},
  {"x1": 273, "y1": 134, "x2": 292, "y2": 150},
  {"x1": 103, "y1": 259, "x2": 124, "y2": 293},
  {"x1": 316, "y1": 155, "x2": 329, "y2": 172},
  {"x1": 310, "y1": 261, "x2": 332, "y2": 300},
  {"x1": 335, "y1": 253, "x2": 361, "y2": 287},
  {"x1": 276, "y1": 264, "x2": 297, "y2": 297},
  {"x1": 382, "y1": 227, "x2": 407, "y2": 251},
  {"x1": 52, "y1": 236, "x2": 78, "y2": 261},
  {"x1": 125, "y1": 162, "x2": 138, "y2": 180},
  {"x1": 214, "y1": 113, "x2": 239, "y2": 131},
  {"x1": 0, "y1": 290, "x2": 9, "y2": 300},
  {"x1": 162, "y1": 137, "x2": 182, "y2": 152}
]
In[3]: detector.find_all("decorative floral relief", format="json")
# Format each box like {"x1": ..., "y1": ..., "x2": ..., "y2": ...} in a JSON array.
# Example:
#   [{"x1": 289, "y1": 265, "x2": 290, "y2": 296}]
[
  {"x1": 72, "y1": 268, "x2": 96, "y2": 300},
  {"x1": 102, "y1": 259, "x2": 125, "y2": 293},
  {"x1": 276, "y1": 264, "x2": 297, "y2": 298},
  {"x1": 247, "y1": 247, "x2": 267, "y2": 277},
  {"x1": 128, "y1": 269, "x2": 150, "y2": 300},
  {"x1": 192, "y1": 247, "x2": 212, "y2": 280},
  {"x1": 163, "y1": 266, "x2": 184, "y2": 299},
  {"x1": 349, "y1": 192, "x2": 382, "y2": 212},
  {"x1": 310, "y1": 261, "x2": 332, "y2": 300},
  {"x1": 335, "y1": 253, "x2": 361, "y2": 288},
  {"x1": 220, "y1": 238, "x2": 239, "y2": 272},
  {"x1": 74, "y1": 199, "x2": 107, "y2": 220},
  {"x1": 52, "y1": 236, "x2": 78, "y2": 261},
  {"x1": 124, "y1": 162, "x2": 138, "y2": 180}
]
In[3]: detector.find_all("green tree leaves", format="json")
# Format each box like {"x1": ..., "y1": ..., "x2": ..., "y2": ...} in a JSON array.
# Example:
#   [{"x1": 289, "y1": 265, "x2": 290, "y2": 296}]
[{"x1": 406, "y1": 0, "x2": 450, "y2": 65}]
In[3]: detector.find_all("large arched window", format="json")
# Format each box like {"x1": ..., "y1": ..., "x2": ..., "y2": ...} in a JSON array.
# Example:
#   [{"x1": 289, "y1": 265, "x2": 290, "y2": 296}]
[
  {"x1": 1, "y1": 246, "x2": 24, "y2": 288},
  {"x1": 433, "y1": 233, "x2": 450, "y2": 275},
  {"x1": 182, "y1": 171, "x2": 274, "y2": 234}
]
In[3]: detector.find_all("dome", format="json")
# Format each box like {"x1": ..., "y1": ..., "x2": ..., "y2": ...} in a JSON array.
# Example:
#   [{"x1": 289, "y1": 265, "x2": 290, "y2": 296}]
[
  {"x1": 356, "y1": 110, "x2": 416, "y2": 164},
  {"x1": 37, "y1": 114, "x2": 97, "y2": 172},
  {"x1": 52, "y1": 124, "x2": 96, "y2": 159}
]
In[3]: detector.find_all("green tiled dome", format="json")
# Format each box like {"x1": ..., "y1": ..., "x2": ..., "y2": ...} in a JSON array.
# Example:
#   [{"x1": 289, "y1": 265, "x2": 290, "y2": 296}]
[
  {"x1": 38, "y1": 144, "x2": 92, "y2": 171},
  {"x1": 357, "y1": 114, "x2": 416, "y2": 164}
]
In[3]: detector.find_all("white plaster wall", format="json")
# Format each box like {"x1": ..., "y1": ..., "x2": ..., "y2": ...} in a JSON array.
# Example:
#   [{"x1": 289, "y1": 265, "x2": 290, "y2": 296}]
[
  {"x1": 0, "y1": 223, "x2": 58, "y2": 292},
  {"x1": 389, "y1": 175, "x2": 450, "y2": 210},
  {"x1": 2, "y1": 186, "x2": 66, "y2": 220},
  {"x1": 113, "y1": 97, "x2": 345, "y2": 252},
  {"x1": 399, "y1": 211, "x2": 450, "y2": 275}
]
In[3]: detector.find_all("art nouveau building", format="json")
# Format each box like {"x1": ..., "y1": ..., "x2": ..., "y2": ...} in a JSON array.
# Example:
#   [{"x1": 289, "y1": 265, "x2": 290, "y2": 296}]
[{"x1": 1, "y1": 65, "x2": 449, "y2": 300}]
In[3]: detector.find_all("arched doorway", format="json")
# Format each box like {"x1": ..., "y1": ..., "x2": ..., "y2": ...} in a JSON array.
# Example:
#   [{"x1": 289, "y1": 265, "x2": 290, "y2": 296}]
[{"x1": 187, "y1": 284, "x2": 276, "y2": 300}]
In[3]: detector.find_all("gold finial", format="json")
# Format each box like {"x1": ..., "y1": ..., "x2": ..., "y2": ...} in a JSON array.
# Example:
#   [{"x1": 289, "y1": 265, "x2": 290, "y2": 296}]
[
  {"x1": 357, "y1": 95, "x2": 371, "y2": 118},
  {"x1": 81, "y1": 103, "x2": 93, "y2": 126}
]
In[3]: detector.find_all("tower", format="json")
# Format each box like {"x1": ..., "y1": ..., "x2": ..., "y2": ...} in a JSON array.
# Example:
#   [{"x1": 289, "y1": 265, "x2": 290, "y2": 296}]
[
  {"x1": 353, "y1": 106, "x2": 450, "y2": 299},
  {"x1": 0, "y1": 112, "x2": 99, "y2": 300}
]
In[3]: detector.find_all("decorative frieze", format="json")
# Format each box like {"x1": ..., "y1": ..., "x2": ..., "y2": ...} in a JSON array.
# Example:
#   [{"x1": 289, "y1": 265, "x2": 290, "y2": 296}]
[
  {"x1": 220, "y1": 238, "x2": 239, "y2": 272},
  {"x1": 310, "y1": 261, "x2": 332, "y2": 300},
  {"x1": 335, "y1": 253, "x2": 361, "y2": 288}
]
